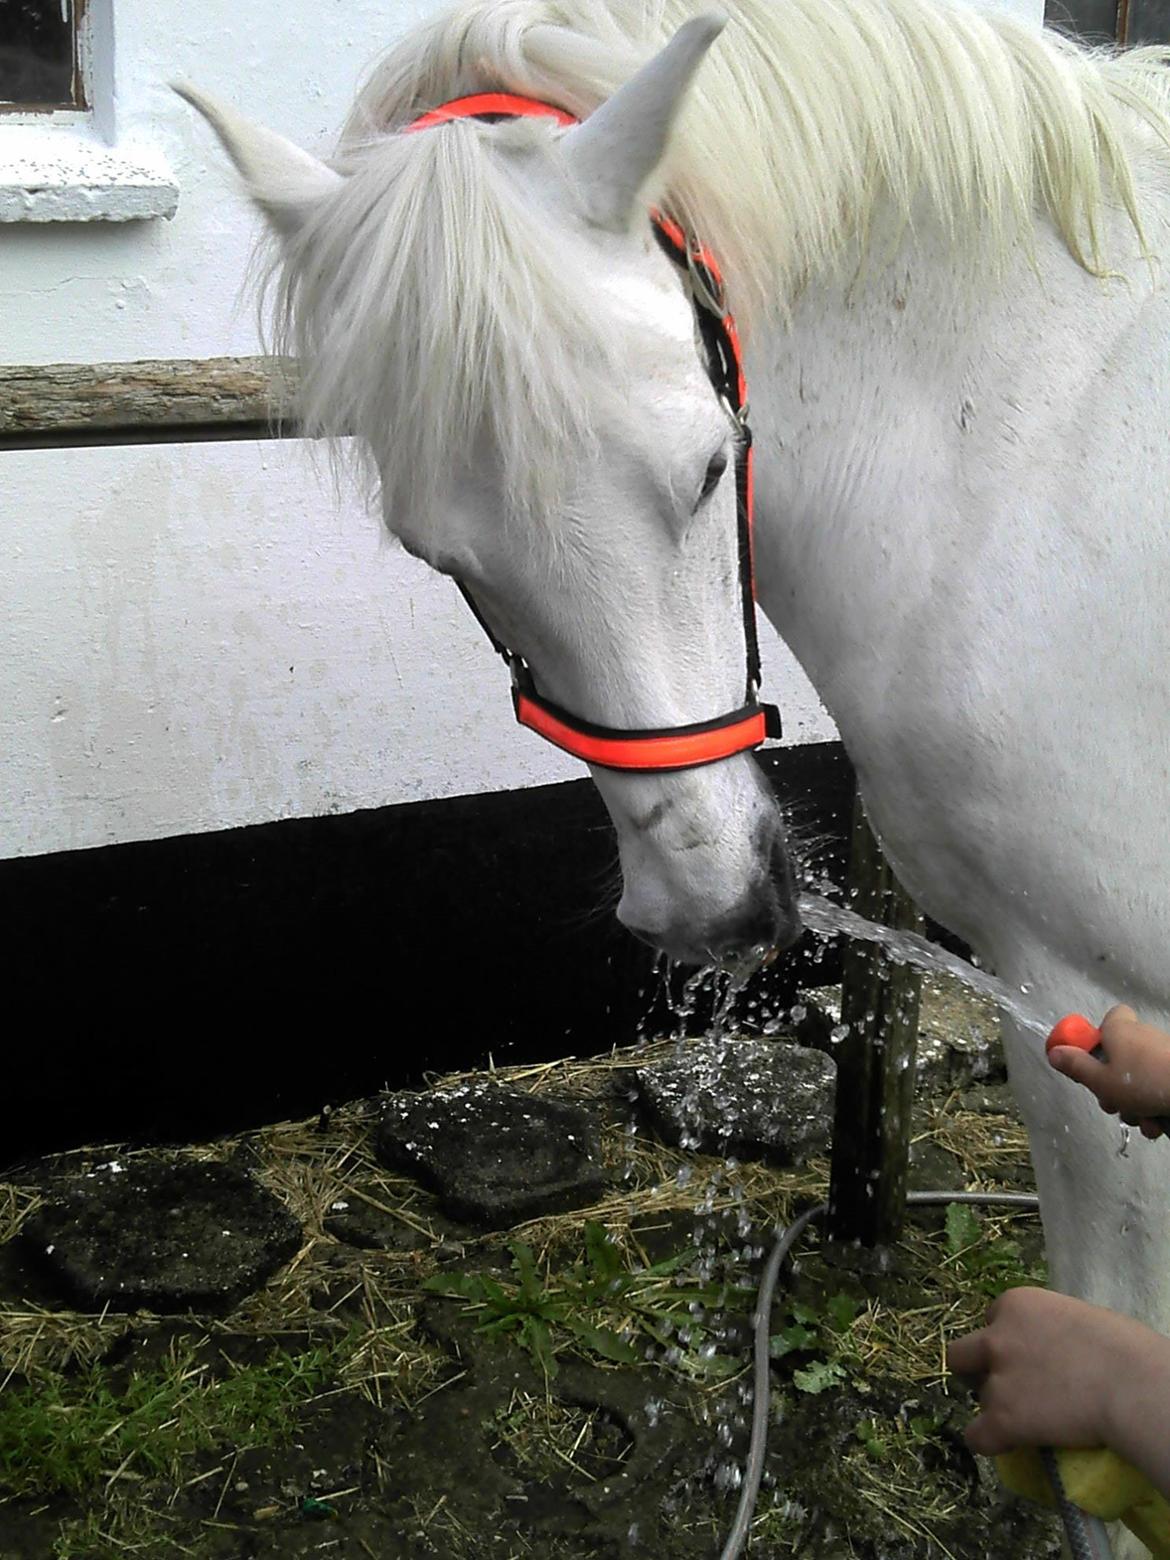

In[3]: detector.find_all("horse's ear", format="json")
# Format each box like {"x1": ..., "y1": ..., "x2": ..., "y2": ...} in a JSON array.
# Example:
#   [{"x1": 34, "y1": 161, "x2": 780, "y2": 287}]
[
  {"x1": 562, "y1": 13, "x2": 724, "y2": 233},
  {"x1": 174, "y1": 81, "x2": 343, "y2": 235}
]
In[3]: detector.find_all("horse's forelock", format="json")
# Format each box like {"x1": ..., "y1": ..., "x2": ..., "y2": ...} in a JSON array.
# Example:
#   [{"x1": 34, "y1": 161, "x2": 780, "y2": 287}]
[{"x1": 266, "y1": 117, "x2": 635, "y2": 530}]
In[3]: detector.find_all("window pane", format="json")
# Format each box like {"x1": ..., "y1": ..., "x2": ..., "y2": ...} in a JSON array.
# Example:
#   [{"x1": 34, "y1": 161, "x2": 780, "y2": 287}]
[
  {"x1": 1126, "y1": 0, "x2": 1170, "y2": 41},
  {"x1": 0, "y1": 0, "x2": 78, "y2": 109},
  {"x1": 1045, "y1": 0, "x2": 1120, "y2": 36}
]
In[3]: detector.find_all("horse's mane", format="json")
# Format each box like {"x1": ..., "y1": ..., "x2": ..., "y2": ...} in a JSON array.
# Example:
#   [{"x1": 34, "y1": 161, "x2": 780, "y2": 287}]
[{"x1": 271, "y1": 0, "x2": 1170, "y2": 521}]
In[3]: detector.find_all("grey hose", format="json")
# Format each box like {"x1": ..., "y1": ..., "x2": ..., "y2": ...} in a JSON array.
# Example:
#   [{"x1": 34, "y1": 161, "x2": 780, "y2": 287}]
[
  {"x1": 717, "y1": 1190, "x2": 1114, "y2": 1560},
  {"x1": 1041, "y1": 1447, "x2": 1115, "y2": 1560},
  {"x1": 716, "y1": 1198, "x2": 828, "y2": 1560}
]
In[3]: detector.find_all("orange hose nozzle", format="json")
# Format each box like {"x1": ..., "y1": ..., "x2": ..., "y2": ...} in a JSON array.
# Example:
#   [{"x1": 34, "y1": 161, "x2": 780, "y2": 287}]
[{"x1": 1045, "y1": 1014, "x2": 1103, "y2": 1056}]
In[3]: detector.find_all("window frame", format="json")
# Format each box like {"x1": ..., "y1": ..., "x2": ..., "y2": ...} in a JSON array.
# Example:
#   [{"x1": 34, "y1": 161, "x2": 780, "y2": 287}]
[
  {"x1": 0, "y1": 0, "x2": 177, "y2": 223},
  {"x1": 0, "y1": 0, "x2": 91, "y2": 117},
  {"x1": 1045, "y1": 0, "x2": 1170, "y2": 41}
]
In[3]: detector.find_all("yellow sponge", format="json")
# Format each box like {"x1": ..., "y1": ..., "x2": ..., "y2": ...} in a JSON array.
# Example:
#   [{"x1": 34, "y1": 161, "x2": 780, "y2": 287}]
[{"x1": 997, "y1": 1447, "x2": 1170, "y2": 1557}]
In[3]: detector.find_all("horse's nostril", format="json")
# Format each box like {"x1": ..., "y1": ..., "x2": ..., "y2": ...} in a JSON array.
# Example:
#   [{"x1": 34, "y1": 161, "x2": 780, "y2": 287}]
[
  {"x1": 766, "y1": 836, "x2": 802, "y2": 951},
  {"x1": 717, "y1": 875, "x2": 802, "y2": 962},
  {"x1": 768, "y1": 833, "x2": 797, "y2": 895},
  {"x1": 618, "y1": 864, "x2": 802, "y2": 965},
  {"x1": 716, "y1": 899, "x2": 785, "y2": 957}
]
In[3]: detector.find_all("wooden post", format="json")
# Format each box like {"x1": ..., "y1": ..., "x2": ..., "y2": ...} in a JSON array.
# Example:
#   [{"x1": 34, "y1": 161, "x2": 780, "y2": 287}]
[{"x1": 827, "y1": 791, "x2": 924, "y2": 1246}]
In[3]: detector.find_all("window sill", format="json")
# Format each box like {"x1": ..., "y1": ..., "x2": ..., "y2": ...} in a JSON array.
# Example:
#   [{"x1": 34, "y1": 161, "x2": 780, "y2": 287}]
[{"x1": 0, "y1": 125, "x2": 178, "y2": 222}]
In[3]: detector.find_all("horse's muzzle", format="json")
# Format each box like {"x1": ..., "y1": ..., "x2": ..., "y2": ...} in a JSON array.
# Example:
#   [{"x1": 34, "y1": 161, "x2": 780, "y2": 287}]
[{"x1": 623, "y1": 839, "x2": 802, "y2": 967}]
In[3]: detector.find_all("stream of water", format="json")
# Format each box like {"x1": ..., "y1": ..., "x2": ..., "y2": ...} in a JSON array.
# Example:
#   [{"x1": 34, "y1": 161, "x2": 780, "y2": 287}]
[{"x1": 796, "y1": 890, "x2": 1055, "y2": 1041}]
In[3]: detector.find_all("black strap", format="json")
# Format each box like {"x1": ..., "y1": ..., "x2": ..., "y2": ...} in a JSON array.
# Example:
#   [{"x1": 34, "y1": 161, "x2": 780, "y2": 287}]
[
  {"x1": 457, "y1": 213, "x2": 776, "y2": 739},
  {"x1": 457, "y1": 580, "x2": 510, "y2": 662},
  {"x1": 652, "y1": 218, "x2": 762, "y2": 700}
]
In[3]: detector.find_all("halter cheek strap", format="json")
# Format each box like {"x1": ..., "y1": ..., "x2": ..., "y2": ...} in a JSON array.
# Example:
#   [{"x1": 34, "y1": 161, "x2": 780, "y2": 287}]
[{"x1": 406, "y1": 93, "x2": 782, "y2": 773}]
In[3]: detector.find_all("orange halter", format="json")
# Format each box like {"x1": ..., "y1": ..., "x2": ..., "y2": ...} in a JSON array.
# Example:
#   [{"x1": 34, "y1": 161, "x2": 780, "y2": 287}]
[{"x1": 407, "y1": 94, "x2": 781, "y2": 771}]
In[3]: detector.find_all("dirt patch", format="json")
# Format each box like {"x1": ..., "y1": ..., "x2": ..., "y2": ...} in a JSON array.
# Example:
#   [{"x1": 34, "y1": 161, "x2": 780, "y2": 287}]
[{"x1": 0, "y1": 979, "x2": 1063, "y2": 1559}]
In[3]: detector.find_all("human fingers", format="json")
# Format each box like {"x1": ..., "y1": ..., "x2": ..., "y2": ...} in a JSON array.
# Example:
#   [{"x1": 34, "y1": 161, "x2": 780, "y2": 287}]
[
  {"x1": 1100, "y1": 1004, "x2": 1138, "y2": 1029},
  {"x1": 963, "y1": 1407, "x2": 1017, "y2": 1457},
  {"x1": 946, "y1": 1326, "x2": 992, "y2": 1379},
  {"x1": 1047, "y1": 1045, "x2": 1106, "y2": 1092},
  {"x1": 1096, "y1": 1009, "x2": 1170, "y2": 1114}
]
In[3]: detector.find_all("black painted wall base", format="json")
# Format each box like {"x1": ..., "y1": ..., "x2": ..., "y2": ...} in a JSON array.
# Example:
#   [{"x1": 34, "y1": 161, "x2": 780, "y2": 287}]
[{"x1": 2, "y1": 742, "x2": 855, "y2": 1165}]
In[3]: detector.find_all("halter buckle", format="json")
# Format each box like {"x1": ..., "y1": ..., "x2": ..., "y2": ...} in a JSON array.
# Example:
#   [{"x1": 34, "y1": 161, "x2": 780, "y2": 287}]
[{"x1": 720, "y1": 392, "x2": 750, "y2": 433}]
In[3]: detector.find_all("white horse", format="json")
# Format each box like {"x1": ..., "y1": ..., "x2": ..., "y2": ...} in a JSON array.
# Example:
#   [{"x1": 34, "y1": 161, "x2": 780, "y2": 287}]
[{"x1": 182, "y1": 0, "x2": 1170, "y2": 1413}]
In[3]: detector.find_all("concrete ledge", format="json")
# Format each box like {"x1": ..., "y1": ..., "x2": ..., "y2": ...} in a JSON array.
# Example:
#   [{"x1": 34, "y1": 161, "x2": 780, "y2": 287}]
[{"x1": 0, "y1": 127, "x2": 177, "y2": 221}]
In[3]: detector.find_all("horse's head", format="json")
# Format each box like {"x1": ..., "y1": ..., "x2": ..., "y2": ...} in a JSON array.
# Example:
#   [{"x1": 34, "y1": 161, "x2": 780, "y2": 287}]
[{"x1": 177, "y1": 16, "x2": 801, "y2": 967}]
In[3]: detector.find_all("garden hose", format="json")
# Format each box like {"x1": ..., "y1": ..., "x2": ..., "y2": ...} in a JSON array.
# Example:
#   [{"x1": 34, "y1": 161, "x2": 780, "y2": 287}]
[
  {"x1": 716, "y1": 1190, "x2": 1120, "y2": 1560},
  {"x1": 716, "y1": 1198, "x2": 827, "y2": 1560},
  {"x1": 1040, "y1": 1447, "x2": 1115, "y2": 1560}
]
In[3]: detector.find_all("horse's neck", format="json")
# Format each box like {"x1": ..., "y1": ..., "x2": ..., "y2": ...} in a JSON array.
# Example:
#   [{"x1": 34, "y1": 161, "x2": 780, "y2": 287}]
[
  {"x1": 743, "y1": 191, "x2": 1170, "y2": 1387},
  {"x1": 748, "y1": 224, "x2": 1113, "y2": 731},
  {"x1": 747, "y1": 203, "x2": 1170, "y2": 996}
]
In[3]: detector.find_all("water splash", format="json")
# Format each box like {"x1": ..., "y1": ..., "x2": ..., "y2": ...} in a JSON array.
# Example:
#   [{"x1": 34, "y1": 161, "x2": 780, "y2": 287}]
[
  {"x1": 797, "y1": 891, "x2": 1054, "y2": 1040},
  {"x1": 673, "y1": 967, "x2": 712, "y2": 1039},
  {"x1": 710, "y1": 963, "x2": 755, "y2": 1041}
]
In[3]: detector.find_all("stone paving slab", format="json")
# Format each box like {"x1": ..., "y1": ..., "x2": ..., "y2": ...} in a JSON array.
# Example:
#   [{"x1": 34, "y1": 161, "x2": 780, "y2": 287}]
[
  {"x1": 376, "y1": 1083, "x2": 606, "y2": 1229},
  {"x1": 21, "y1": 1158, "x2": 303, "y2": 1312},
  {"x1": 634, "y1": 1037, "x2": 836, "y2": 1165}
]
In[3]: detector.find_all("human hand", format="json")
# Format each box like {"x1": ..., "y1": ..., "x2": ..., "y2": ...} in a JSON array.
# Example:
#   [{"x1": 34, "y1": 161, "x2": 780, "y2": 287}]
[
  {"x1": 948, "y1": 1287, "x2": 1170, "y2": 1501},
  {"x1": 1047, "y1": 1005, "x2": 1170, "y2": 1139},
  {"x1": 946, "y1": 1286, "x2": 1147, "y2": 1455}
]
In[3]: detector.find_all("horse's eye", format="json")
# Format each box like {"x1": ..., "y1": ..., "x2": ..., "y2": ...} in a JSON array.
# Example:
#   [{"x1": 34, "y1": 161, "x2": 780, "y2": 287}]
[{"x1": 697, "y1": 449, "x2": 729, "y2": 506}]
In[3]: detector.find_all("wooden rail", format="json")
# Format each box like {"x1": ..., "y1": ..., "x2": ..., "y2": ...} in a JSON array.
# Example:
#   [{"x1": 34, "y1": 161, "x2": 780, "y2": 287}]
[{"x1": 0, "y1": 357, "x2": 300, "y2": 450}]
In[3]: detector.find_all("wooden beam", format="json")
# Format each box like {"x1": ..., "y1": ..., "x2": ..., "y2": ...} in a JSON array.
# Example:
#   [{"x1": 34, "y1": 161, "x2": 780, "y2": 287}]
[
  {"x1": 827, "y1": 792, "x2": 924, "y2": 1247},
  {"x1": 0, "y1": 357, "x2": 301, "y2": 450}
]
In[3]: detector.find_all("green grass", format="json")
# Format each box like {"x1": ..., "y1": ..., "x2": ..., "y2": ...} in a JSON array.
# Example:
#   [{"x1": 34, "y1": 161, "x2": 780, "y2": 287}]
[
  {"x1": 0, "y1": 1333, "x2": 350, "y2": 1502},
  {"x1": 422, "y1": 1221, "x2": 756, "y2": 1383},
  {"x1": 939, "y1": 1200, "x2": 1044, "y2": 1296},
  {"x1": 50, "y1": 1498, "x2": 193, "y2": 1560}
]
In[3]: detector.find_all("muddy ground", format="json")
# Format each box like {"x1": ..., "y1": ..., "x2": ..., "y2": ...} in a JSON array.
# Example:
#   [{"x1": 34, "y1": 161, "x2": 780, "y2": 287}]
[{"x1": 0, "y1": 978, "x2": 1071, "y2": 1560}]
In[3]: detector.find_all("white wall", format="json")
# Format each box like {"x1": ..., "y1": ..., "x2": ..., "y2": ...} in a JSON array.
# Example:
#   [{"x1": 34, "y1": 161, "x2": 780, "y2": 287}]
[{"x1": 0, "y1": 0, "x2": 1039, "y2": 861}]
